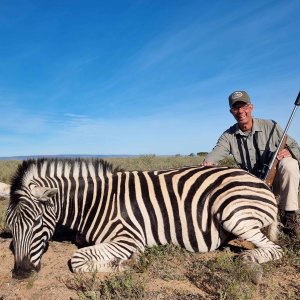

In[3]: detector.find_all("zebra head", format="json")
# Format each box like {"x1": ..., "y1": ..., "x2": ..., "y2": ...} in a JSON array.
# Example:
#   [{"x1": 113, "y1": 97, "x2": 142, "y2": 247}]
[{"x1": 6, "y1": 186, "x2": 58, "y2": 279}]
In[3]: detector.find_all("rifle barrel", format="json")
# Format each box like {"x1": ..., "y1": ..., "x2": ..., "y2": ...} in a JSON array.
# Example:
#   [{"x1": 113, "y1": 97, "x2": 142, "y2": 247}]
[{"x1": 262, "y1": 91, "x2": 300, "y2": 181}]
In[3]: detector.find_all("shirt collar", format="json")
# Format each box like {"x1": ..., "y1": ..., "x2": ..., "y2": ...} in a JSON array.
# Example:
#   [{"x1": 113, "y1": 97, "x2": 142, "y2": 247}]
[{"x1": 234, "y1": 118, "x2": 262, "y2": 136}]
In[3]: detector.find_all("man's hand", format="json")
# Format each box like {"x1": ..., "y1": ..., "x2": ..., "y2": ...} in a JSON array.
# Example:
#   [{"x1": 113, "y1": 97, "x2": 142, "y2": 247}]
[
  {"x1": 277, "y1": 148, "x2": 292, "y2": 161},
  {"x1": 201, "y1": 161, "x2": 217, "y2": 166}
]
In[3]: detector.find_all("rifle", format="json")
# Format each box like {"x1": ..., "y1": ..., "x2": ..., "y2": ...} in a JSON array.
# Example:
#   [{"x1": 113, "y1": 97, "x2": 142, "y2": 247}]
[{"x1": 262, "y1": 91, "x2": 300, "y2": 187}]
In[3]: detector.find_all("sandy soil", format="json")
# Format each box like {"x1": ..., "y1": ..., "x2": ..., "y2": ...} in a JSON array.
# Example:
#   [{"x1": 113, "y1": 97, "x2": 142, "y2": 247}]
[{"x1": 0, "y1": 236, "x2": 78, "y2": 300}]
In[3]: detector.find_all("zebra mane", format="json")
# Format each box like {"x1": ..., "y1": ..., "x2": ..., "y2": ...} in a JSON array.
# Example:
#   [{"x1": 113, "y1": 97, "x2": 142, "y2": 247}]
[{"x1": 10, "y1": 158, "x2": 121, "y2": 205}]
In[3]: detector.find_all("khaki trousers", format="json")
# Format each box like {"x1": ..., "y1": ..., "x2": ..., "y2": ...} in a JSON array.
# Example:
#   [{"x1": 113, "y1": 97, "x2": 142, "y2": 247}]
[{"x1": 273, "y1": 157, "x2": 300, "y2": 211}]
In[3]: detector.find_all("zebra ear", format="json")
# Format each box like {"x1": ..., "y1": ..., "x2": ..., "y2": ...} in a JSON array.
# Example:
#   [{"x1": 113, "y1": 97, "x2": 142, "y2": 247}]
[{"x1": 31, "y1": 187, "x2": 58, "y2": 202}]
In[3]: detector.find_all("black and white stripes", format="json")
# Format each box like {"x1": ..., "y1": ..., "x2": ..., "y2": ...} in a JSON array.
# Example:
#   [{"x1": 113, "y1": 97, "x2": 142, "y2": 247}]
[{"x1": 6, "y1": 158, "x2": 283, "y2": 278}]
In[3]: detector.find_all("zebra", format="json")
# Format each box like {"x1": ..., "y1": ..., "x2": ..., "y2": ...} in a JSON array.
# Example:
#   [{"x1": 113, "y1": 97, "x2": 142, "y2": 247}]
[{"x1": 6, "y1": 158, "x2": 283, "y2": 281}]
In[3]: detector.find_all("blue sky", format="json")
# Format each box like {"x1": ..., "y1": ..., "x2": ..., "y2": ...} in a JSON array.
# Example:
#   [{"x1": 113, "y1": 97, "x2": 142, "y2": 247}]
[{"x1": 0, "y1": 0, "x2": 300, "y2": 156}]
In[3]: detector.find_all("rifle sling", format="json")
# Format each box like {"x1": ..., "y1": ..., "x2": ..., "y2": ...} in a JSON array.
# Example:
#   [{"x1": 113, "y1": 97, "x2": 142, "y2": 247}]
[
  {"x1": 236, "y1": 135, "x2": 250, "y2": 172},
  {"x1": 236, "y1": 122, "x2": 276, "y2": 176}
]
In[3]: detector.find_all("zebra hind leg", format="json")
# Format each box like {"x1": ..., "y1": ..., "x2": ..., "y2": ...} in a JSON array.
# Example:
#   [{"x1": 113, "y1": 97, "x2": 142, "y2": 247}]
[
  {"x1": 222, "y1": 221, "x2": 283, "y2": 284},
  {"x1": 70, "y1": 240, "x2": 143, "y2": 273}
]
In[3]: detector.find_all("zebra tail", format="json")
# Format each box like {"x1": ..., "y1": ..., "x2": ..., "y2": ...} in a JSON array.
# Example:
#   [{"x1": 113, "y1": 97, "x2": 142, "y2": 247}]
[{"x1": 267, "y1": 217, "x2": 279, "y2": 243}]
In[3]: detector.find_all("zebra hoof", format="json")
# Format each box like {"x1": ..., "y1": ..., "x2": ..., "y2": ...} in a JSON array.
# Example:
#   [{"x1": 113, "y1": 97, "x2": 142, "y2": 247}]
[{"x1": 242, "y1": 261, "x2": 263, "y2": 284}]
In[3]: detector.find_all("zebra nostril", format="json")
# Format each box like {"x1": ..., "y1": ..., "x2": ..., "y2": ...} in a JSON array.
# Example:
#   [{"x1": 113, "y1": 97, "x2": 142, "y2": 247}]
[
  {"x1": 12, "y1": 258, "x2": 40, "y2": 280},
  {"x1": 12, "y1": 267, "x2": 37, "y2": 280}
]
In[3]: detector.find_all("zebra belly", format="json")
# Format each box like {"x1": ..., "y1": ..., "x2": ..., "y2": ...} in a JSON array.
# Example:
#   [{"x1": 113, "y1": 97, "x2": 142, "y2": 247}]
[{"x1": 144, "y1": 219, "x2": 224, "y2": 253}]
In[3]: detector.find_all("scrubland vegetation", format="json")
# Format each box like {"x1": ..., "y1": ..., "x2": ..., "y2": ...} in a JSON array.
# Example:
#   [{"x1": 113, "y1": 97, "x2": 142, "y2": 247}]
[{"x1": 0, "y1": 155, "x2": 299, "y2": 299}]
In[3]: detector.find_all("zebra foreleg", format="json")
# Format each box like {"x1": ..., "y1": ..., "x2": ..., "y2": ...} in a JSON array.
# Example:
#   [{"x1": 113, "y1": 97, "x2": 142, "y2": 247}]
[
  {"x1": 222, "y1": 222, "x2": 283, "y2": 284},
  {"x1": 70, "y1": 240, "x2": 143, "y2": 273},
  {"x1": 235, "y1": 232, "x2": 282, "y2": 285},
  {"x1": 234, "y1": 228, "x2": 283, "y2": 264}
]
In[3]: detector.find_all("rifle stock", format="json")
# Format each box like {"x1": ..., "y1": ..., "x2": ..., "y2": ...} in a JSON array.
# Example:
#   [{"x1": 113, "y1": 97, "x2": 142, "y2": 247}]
[{"x1": 264, "y1": 135, "x2": 287, "y2": 187}]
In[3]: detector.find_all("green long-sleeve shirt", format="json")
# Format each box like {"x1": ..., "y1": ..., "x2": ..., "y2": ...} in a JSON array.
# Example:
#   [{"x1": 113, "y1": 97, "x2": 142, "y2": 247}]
[{"x1": 204, "y1": 118, "x2": 300, "y2": 177}]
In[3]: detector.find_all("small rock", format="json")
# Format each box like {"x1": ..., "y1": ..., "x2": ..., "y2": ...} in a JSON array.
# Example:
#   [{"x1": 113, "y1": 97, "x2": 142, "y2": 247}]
[{"x1": 243, "y1": 261, "x2": 263, "y2": 284}]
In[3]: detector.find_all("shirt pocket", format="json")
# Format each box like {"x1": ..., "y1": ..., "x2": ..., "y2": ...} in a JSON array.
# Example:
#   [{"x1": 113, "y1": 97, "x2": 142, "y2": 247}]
[{"x1": 231, "y1": 149, "x2": 243, "y2": 165}]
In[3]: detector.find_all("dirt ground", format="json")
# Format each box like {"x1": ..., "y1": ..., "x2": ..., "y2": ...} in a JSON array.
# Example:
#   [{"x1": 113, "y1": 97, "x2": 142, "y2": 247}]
[
  {"x1": 0, "y1": 234, "x2": 204, "y2": 300},
  {"x1": 1, "y1": 233, "x2": 300, "y2": 300},
  {"x1": 0, "y1": 236, "x2": 78, "y2": 300}
]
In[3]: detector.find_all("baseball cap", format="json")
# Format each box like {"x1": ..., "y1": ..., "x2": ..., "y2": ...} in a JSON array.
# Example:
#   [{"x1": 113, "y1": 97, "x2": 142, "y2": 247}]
[{"x1": 228, "y1": 91, "x2": 251, "y2": 107}]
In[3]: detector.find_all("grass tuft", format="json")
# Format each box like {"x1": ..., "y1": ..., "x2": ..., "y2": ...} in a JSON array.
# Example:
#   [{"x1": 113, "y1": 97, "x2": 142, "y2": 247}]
[
  {"x1": 136, "y1": 244, "x2": 190, "y2": 281},
  {"x1": 187, "y1": 252, "x2": 256, "y2": 300},
  {"x1": 62, "y1": 271, "x2": 145, "y2": 300}
]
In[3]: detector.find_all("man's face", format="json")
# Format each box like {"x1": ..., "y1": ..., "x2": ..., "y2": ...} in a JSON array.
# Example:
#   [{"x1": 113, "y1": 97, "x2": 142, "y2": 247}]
[{"x1": 230, "y1": 101, "x2": 253, "y2": 125}]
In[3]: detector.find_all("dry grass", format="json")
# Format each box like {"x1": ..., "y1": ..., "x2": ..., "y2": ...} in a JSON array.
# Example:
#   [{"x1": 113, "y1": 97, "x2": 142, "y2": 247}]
[
  {"x1": 0, "y1": 160, "x2": 21, "y2": 183},
  {"x1": 59, "y1": 241, "x2": 300, "y2": 299}
]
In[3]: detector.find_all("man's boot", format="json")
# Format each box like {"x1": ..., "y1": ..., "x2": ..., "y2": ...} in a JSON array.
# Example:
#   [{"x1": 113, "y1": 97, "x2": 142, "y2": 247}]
[{"x1": 281, "y1": 211, "x2": 300, "y2": 238}]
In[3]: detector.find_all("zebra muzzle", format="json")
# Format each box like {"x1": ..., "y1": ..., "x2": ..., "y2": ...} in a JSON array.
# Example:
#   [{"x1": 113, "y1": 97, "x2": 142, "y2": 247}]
[{"x1": 12, "y1": 258, "x2": 40, "y2": 280}]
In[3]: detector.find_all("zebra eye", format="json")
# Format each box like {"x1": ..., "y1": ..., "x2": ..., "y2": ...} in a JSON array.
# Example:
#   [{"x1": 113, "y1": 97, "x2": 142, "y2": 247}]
[{"x1": 33, "y1": 198, "x2": 53, "y2": 208}]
